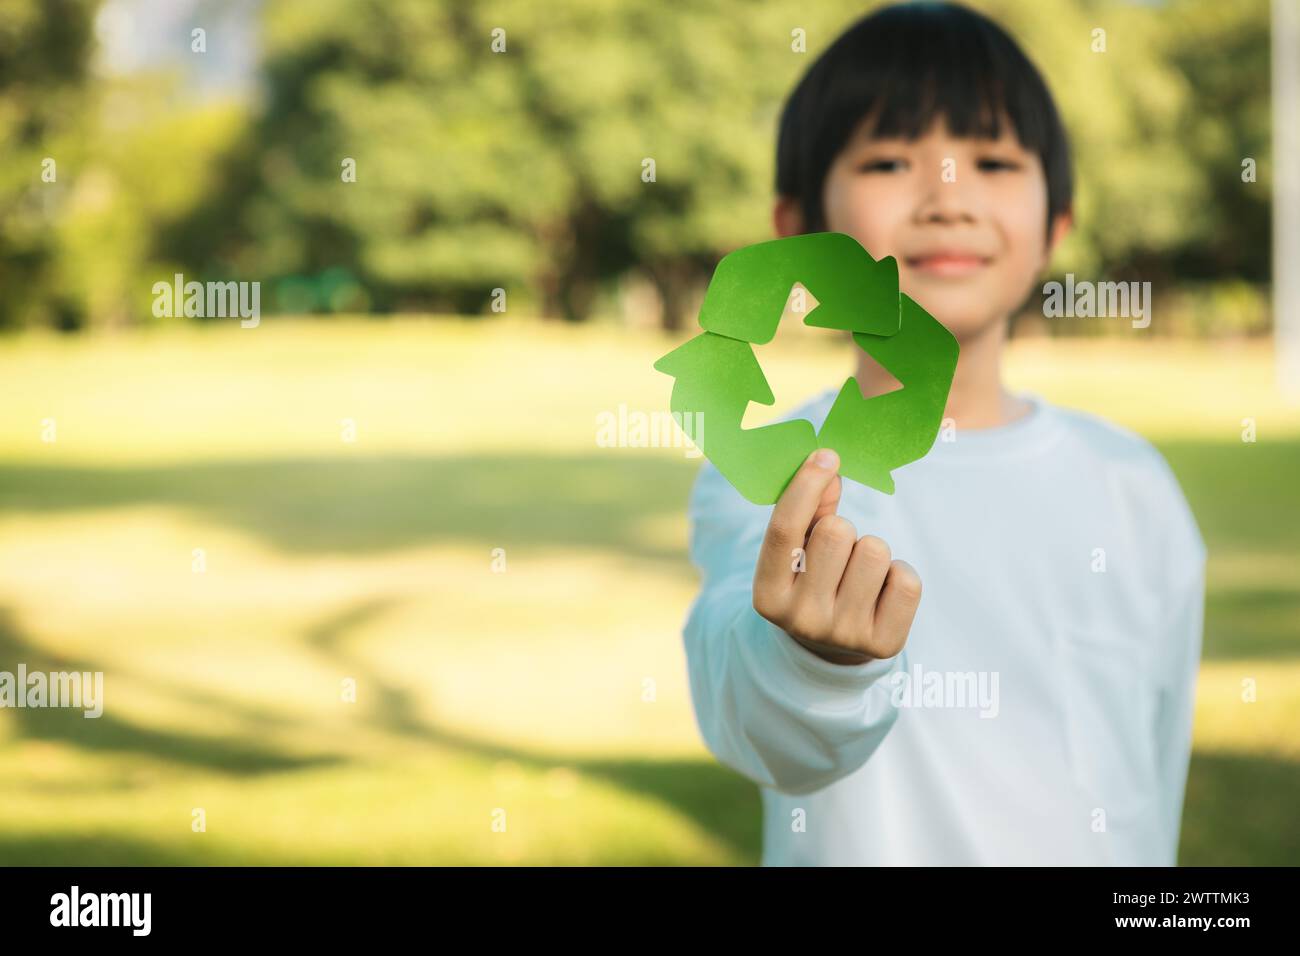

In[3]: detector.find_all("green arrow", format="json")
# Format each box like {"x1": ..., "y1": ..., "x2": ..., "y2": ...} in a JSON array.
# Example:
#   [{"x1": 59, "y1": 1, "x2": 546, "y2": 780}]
[
  {"x1": 653, "y1": 233, "x2": 959, "y2": 505},
  {"x1": 653, "y1": 332, "x2": 817, "y2": 503},
  {"x1": 697, "y1": 232, "x2": 901, "y2": 344},
  {"x1": 816, "y1": 293, "x2": 959, "y2": 494}
]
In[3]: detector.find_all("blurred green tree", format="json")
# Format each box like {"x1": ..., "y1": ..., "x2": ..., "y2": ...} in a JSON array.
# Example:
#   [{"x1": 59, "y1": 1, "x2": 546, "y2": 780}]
[
  {"x1": 1163, "y1": 0, "x2": 1273, "y2": 284},
  {"x1": 0, "y1": 0, "x2": 99, "y2": 330},
  {"x1": 223, "y1": 0, "x2": 1273, "y2": 329},
  {"x1": 230, "y1": 0, "x2": 805, "y2": 326},
  {"x1": 0, "y1": 0, "x2": 1276, "y2": 332}
]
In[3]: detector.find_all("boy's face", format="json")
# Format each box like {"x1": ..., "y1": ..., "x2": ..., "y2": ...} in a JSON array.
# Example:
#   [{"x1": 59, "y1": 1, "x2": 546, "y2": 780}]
[{"x1": 782, "y1": 114, "x2": 1068, "y2": 343}]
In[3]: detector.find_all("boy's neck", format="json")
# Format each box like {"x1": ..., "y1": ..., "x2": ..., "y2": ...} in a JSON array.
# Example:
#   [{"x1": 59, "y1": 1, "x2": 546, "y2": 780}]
[{"x1": 854, "y1": 315, "x2": 1030, "y2": 430}]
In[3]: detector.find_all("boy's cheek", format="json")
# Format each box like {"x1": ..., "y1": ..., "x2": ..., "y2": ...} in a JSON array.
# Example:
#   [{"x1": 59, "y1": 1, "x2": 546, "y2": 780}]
[
  {"x1": 901, "y1": 275, "x2": 991, "y2": 325},
  {"x1": 897, "y1": 261, "x2": 1031, "y2": 336},
  {"x1": 822, "y1": 178, "x2": 909, "y2": 259}
]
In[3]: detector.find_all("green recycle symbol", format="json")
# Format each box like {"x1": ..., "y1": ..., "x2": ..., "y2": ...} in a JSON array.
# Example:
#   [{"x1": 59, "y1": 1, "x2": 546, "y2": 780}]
[{"x1": 653, "y1": 232, "x2": 959, "y2": 504}]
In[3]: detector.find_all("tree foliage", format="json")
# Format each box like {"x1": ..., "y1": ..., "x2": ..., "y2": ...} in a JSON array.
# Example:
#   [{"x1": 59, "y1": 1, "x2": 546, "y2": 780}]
[{"x1": 0, "y1": 0, "x2": 1276, "y2": 332}]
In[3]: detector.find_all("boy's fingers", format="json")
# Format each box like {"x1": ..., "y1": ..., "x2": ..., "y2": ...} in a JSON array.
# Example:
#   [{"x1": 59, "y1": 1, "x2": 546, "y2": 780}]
[
  {"x1": 755, "y1": 449, "x2": 841, "y2": 597},
  {"x1": 796, "y1": 514, "x2": 857, "y2": 604},
  {"x1": 809, "y1": 473, "x2": 842, "y2": 534},
  {"x1": 833, "y1": 534, "x2": 894, "y2": 627},
  {"x1": 872, "y1": 560, "x2": 923, "y2": 655}
]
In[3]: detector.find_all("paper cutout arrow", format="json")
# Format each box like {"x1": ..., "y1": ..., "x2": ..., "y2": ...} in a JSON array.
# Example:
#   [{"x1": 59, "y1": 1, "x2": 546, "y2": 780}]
[
  {"x1": 818, "y1": 292, "x2": 959, "y2": 493},
  {"x1": 653, "y1": 232, "x2": 958, "y2": 504},
  {"x1": 653, "y1": 332, "x2": 819, "y2": 504},
  {"x1": 697, "y1": 232, "x2": 901, "y2": 343}
]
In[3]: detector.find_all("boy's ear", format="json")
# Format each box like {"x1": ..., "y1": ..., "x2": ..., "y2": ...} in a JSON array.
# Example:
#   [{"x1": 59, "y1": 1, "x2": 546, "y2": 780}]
[
  {"x1": 774, "y1": 195, "x2": 804, "y2": 238},
  {"x1": 1044, "y1": 208, "x2": 1073, "y2": 267}
]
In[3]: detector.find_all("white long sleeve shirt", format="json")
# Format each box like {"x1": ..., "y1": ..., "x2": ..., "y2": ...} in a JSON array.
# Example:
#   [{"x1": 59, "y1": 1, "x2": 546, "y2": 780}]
[{"x1": 682, "y1": 387, "x2": 1206, "y2": 866}]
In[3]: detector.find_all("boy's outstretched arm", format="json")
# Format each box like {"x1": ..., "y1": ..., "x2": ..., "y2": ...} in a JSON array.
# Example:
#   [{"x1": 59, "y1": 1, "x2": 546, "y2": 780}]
[{"x1": 682, "y1": 449, "x2": 917, "y2": 796}]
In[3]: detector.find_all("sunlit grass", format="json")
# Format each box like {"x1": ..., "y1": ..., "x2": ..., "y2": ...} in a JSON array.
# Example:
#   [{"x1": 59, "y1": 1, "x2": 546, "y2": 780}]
[{"x1": 0, "y1": 317, "x2": 1296, "y2": 864}]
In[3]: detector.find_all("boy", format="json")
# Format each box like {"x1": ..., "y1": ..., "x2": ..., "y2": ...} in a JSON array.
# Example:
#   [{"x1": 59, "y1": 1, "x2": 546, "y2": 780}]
[{"x1": 682, "y1": 2, "x2": 1206, "y2": 865}]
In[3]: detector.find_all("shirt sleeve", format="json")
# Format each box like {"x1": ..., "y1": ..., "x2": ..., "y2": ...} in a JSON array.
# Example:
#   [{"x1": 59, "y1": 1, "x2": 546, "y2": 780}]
[
  {"x1": 680, "y1": 459, "x2": 906, "y2": 796},
  {"x1": 1150, "y1": 470, "x2": 1208, "y2": 865}
]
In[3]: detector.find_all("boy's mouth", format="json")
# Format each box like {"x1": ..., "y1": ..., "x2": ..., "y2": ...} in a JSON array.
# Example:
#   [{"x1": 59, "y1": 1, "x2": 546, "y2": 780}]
[{"x1": 905, "y1": 252, "x2": 992, "y2": 277}]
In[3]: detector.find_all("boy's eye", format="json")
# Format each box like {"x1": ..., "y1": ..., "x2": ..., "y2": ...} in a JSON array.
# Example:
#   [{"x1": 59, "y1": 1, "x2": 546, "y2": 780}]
[
  {"x1": 976, "y1": 157, "x2": 1022, "y2": 172},
  {"x1": 857, "y1": 158, "x2": 909, "y2": 173}
]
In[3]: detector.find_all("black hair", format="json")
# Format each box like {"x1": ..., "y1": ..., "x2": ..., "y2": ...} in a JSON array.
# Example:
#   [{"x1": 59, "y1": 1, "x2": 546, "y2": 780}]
[{"x1": 775, "y1": 2, "x2": 1073, "y2": 237}]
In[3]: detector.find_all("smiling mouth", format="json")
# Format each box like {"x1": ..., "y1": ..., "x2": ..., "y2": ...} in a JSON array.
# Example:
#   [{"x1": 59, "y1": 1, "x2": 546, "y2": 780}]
[{"x1": 905, "y1": 253, "x2": 992, "y2": 277}]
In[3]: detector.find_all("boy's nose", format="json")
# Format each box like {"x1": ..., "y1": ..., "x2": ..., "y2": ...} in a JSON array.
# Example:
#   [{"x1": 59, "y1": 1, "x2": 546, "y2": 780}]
[{"x1": 915, "y1": 176, "x2": 979, "y2": 225}]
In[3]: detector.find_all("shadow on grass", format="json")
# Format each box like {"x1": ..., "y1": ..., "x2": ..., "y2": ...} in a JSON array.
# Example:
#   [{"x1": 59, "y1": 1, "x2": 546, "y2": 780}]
[
  {"x1": 1156, "y1": 439, "x2": 1300, "y2": 662},
  {"x1": 297, "y1": 597, "x2": 763, "y2": 862},
  {"x1": 0, "y1": 834, "x2": 233, "y2": 866},
  {"x1": 1, "y1": 440, "x2": 1296, "y2": 864},
  {"x1": 0, "y1": 599, "x2": 761, "y2": 864},
  {"x1": 1157, "y1": 439, "x2": 1300, "y2": 556},
  {"x1": 1204, "y1": 587, "x2": 1300, "y2": 660},
  {"x1": 11, "y1": 748, "x2": 1299, "y2": 865},
  {"x1": 0, "y1": 608, "x2": 339, "y2": 777},
  {"x1": 1179, "y1": 749, "x2": 1300, "y2": 865},
  {"x1": 0, "y1": 452, "x2": 700, "y2": 567}
]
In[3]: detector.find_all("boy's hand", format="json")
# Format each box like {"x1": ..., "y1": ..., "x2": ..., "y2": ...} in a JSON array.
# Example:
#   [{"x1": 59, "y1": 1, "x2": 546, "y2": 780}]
[{"x1": 753, "y1": 448, "x2": 921, "y2": 665}]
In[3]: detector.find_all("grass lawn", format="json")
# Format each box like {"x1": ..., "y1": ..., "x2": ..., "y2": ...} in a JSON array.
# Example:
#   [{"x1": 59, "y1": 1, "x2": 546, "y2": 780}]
[{"x1": 0, "y1": 317, "x2": 1296, "y2": 864}]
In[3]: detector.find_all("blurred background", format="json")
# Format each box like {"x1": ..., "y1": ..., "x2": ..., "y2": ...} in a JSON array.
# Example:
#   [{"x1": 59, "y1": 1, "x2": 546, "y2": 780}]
[{"x1": 0, "y1": 0, "x2": 1296, "y2": 864}]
